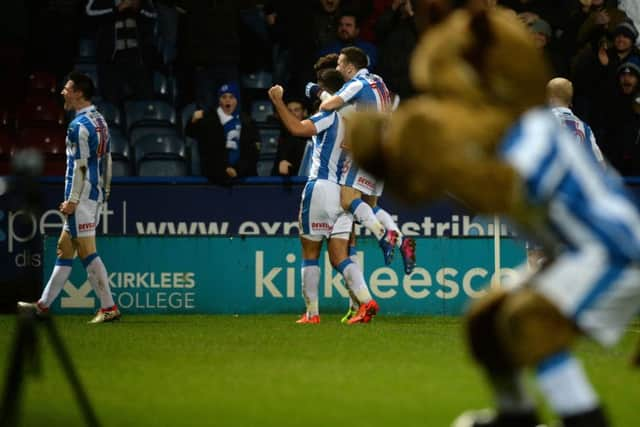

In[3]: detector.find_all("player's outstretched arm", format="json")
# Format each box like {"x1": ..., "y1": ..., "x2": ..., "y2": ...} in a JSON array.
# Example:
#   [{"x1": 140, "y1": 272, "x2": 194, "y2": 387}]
[{"x1": 268, "y1": 85, "x2": 317, "y2": 138}]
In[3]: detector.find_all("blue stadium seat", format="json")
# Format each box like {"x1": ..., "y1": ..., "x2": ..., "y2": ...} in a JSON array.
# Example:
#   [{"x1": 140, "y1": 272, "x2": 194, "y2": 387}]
[
  {"x1": 94, "y1": 100, "x2": 123, "y2": 130},
  {"x1": 133, "y1": 133, "x2": 185, "y2": 167},
  {"x1": 258, "y1": 127, "x2": 280, "y2": 157},
  {"x1": 256, "y1": 158, "x2": 275, "y2": 177},
  {"x1": 112, "y1": 158, "x2": 133, "y2": 176},
  {"x1": 180, "y1": 103, "x2": 198, "y2": 135},
  {"x1": 124, "y1": 99, "x2": 176, "y2": 133},
  {"x1": 297, "y1": 140, "x2": 313, "y2": 176},
  {"x1": 137, "y1": 158, "x2": 188, "y2": 176},
  {"x1": 129, "y1": 125, "x2": 179, "y2": 148},
  {"x1": 185, "y1": 136, "x2": 200, "y2": 175},
  {"x1": 76, "y1": 39, "x2": 97, "y2": 63},
  {"x1": 109, "y1": 128, "x2": 129, "y2": 159},
  {"x1": 241, "y1": 71, "x2": 272, "y2": 90},
  {"x1": 251, "y1": 100, "x2": 275, "y2": 123},
  {"x1": 153, "y1": 71, "x2": 177, "y2": 103}
]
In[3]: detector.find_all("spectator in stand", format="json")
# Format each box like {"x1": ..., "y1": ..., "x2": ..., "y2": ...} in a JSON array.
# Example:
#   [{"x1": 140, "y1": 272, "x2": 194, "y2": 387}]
[
  {"x1": 185, "y1": 82, "x2": 259, "y2": 184},
  {"x1": 86, "y1": 0, "x2": 156, "y2": 105},
  {"x1": 528, "y1": 17, "x2": 569, "y2": 77},
  {"x1": 500, "y1": 0, "x2": 570, "y2": 31},
  {"x1": 317, "y1": 11, "x2": 379, "y2": 71},
  {"x1": 265, "y1": 0, "x2": 317, "y2": 100},
  {"x1": 313, "y1": 0, "x2": 343, "y2": 50},
  {"x1": 174, "y1": 0, "x2": 241, "y2": 110},
  {"x1": 619, "y1": 0, "x2": 640, "y2": 37},
  {"x1": 375, "y1": 0, "x2": 418, "y2": 100},
  {"x1": 272, "y1": 99, "x2": 309, "y2": 176},
  {"x1": 572, "y1": 20, "x2": 640, "y2": 141},
  {"x1": 575, "y1": 0, "x2": 629, "y2": 48},
  {"x1": 343, "y1": 0, "x2": 395, "y2": 43},
  {"x1": 601, "y1": 56, "x2": 640, "y2": 175}
]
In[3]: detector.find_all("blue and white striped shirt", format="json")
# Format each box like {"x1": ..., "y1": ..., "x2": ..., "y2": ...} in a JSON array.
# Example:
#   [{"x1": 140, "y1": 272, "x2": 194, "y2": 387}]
[
  {"x1": 308, "y1": 110, "x2": 346, "y2": 183},
  {"x1": 551, "y1": 106, "x2": 605, "y2": 167},
  {"x1": 65, "y1": 105, "x2": 110, "y2": 202},
  {"x1": 336, "y1": 69, "x2": 391, "y2": 113},
  {"x1": 500, "y1": 108, "x2": 640, "y2": 261}
]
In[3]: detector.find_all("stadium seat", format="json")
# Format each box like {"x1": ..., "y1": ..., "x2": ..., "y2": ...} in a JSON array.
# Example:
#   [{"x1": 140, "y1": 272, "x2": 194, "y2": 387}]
[
  {"x1": 94, "y1": 100, "x2": 123, "y2": 130},
  {"x1": 19, "y1": 127, "x2": 67, "y2": 176},
  {"x1": 19, "y1": 127, "x2": 66, "y2": 152},
  {"x1": 133, "y1": 133, "x2": 185, "y2": 166},
  {"x1": 137, "y1": 158, "x2": 188, "y2": 176},
  {"x1": 76, "y1": 38, "x2": 97, "y2": 63},
  {"x1": 109, "y1": 128, "x2": 129, "y2": 159},
  {"x1": 153, "y1": 71, "x2": 177, "y2": 103},
  {"x1": 129, "y1": 125, "x2": 179, "y2": 148},
  {"x1": 256, "y1": 157, "x2": 275, "y2": 177},
  {"x1": 241, "y1": 71, "x2": 272, "y2": 90},
  {"x1": 112, "y1": 157, "x2": 133, "y2": 177},
  {"x1": 15, "y1": 96, "x2": 65, "y2": 129},
  {"x1": 297, "y1": 140, "x2": 313, "y2": 176},
  {"x1": 258, "y1": 127, "x2": 280, "y2": 157},
  {"x1": 185, "y1": 136, "x2": 200, "y2": 175},
  {"x1": 0, "y1": 105, "x2": 12, "y2": 128},
  {"x1": 0, "y1": 129, "x2": 15, "y2": 174},
  {"x1": 180, "y1": 103, "x2": 198, "y2": 135},
  {"x1": 124, "y1": 99, "x2": 176, "y2": 133},
  {"x1": 72, "y1": 63, "x2": 99, "y2": 88},
  {"x1": 251, "y1": 100, "x2": 275, "y2": 124},
  {"x1": 27, "y1": 71, "x2": 58, "y2": 96}
]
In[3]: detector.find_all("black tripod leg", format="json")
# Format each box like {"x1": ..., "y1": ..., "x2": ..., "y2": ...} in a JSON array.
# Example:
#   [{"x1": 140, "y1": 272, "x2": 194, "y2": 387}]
[
  {"x1": 0, "y1": 312, "x2": 35, "y2": 427},
  {"x1": 42, "y1": 317, "x2": 101, "y2": 427}
]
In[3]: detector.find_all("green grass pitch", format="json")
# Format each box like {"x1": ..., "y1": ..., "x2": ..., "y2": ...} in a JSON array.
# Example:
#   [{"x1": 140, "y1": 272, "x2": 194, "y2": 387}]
[{"x1": 0, "y1": 315, "x2": 638, "y2": 427}]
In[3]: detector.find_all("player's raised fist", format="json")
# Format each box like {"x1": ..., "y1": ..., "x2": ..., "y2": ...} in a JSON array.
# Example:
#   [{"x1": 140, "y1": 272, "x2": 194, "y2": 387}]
[{"x1": 268, "y1": 85, "x2": 284, "y2": 101}]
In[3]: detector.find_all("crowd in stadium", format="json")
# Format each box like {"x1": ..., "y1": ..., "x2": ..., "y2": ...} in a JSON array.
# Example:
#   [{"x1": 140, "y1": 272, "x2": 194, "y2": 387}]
[{"x1": 1, "y1": 0, "x2": 639, "y2": 179}]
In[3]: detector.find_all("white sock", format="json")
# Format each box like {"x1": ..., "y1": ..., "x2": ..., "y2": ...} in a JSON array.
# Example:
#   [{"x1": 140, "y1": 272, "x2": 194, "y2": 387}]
[
  {"x1": 337, "y1": 258, "x2": 372, "y2": 304},
  {"x1": 536, "y1": 352, "x2": 599, "y2": 416},
  {"x1": 38, "y1": 258, "x2": 73, "y2": 308},
  {"x1": 84, "y1": 254, "x2": 115, "y2": 309},
  {"x1": 374, "y1": 206, "x2": 403, "y2": 246},
  {"x1": 301, "y1": 261, "x2": 320, "y2": 316},
  {"x1": 39, "y1": 259, "x2": 73, "y2": 308},
  {"x1": 350, "y1": 199, "x2": 385, "y2": 240}
]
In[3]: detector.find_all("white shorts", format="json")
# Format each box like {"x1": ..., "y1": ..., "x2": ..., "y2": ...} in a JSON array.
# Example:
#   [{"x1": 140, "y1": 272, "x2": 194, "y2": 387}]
[
  {"x1": 339, "y1": 157, "x2": 384, "y2": 197},
  {"x1": 64, "y1": 199, "x2": 101, "y2": 238},
  {"x1": 532, "y1": 245, "x2": 640, "y2": 346},
  {"x1": 299, "y1": 179, "x2": 353, "y2": 239}
]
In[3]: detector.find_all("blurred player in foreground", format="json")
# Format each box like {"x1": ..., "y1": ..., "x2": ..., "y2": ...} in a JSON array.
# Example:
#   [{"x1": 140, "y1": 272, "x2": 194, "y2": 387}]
[
  {"x1": 347, "y1": 7, "x2": 640, "y2": 427},
  {"x1": 268, "y1": 69, "x2": 379, "y2": 325},
  {"x1": 18, "y1": 72, "x2": 120, "y2": 324}
]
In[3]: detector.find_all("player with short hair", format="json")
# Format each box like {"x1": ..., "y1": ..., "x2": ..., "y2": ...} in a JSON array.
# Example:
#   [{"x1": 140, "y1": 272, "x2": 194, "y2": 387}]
[
  {"x1": 18, "y1": 71, "x2": 120, "y2": 324},
  {"x1": 314, "y1": 46, "x2": 416, "y2": 322},
  {"x1": 546, "y1": 77, "x2": 605, "y2": 168},
  {"x1": 268, "y1": 69, "x2": 379, "y2": 325}
]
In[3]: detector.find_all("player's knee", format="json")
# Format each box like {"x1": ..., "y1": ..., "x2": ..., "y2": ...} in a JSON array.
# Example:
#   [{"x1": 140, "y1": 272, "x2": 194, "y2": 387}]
[
  {"x1": 496, "y1": 289, "x2": 578, "y2": 367},
  {"x1": 56, "y1": 233, "x2": 75, "y2": 258},
  {"x1": 464, "y1": 289, "x2": 515, "y2": 373}
]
